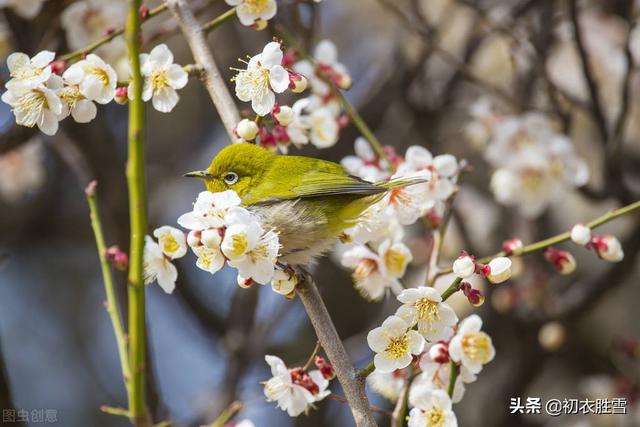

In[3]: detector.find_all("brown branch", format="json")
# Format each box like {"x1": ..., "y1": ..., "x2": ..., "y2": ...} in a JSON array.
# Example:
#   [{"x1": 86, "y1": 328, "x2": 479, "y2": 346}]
[
  {"x1": 296, "y1": 272, "x2": 377, "y2": 427},
  {"x1": 167, "y1": 0, "x2": 240, "y2": 139}
]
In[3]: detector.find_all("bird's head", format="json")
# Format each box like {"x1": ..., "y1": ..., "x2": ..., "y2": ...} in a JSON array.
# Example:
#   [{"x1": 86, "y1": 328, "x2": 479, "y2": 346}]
[{"x1": 184, "y1": 143, "x2": 275, "y2": 198}]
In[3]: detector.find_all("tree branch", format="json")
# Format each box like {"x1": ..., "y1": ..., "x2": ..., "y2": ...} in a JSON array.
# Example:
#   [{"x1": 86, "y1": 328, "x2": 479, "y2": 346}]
[
  {"x1": 296, "y1": 272, "x2": 377, "y2": 427},
  {"x1": 167, "y1": 0, "x2": 240, "y2": 138}
]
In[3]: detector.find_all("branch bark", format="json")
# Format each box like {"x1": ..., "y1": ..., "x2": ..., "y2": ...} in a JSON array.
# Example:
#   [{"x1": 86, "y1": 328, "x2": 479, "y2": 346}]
[
  {"x1": 167, "y1": 0, "x2": 240, "y2": 138},
  {"x1": 296, "y1": 272, "x2": 377, "y2": 427}
]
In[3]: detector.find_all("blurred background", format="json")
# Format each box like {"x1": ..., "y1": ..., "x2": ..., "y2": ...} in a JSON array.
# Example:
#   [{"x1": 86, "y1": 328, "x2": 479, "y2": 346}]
[{"x1": 0, "y1": 0, "x2": 639, "y2": 426}]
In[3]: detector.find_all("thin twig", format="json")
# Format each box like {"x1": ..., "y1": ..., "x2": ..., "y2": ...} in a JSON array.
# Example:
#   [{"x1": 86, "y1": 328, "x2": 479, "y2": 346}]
[
  {"x1": 569, "y1": 0, "x2": 608, "y2": 143},
  {"x1": 85, "y1": 181, "x2": 131, "y2": 396},
  {"x1": 296, "y1": 271, "x2": 377, "y2": 427},
  {"x1": 58, "y1": 4, "x2": 168, "y2": 62},
  {"x1": 208, "y1": 401, "x2": 242, "y2": 427},
  {"x1": 303, "y1": 340, "x2": 321, "y2": 371},
  {"x1": 167, "y1": 0, "x2": 240, "y2": 138},
  {"x1": 437, "y1": 200, "x2": 640, "y2": 277},
  {"x1": 447, "y1": 360, "x2": 458, "y2": 397},
  {"x1": 391, "y1": 376, "x2": 410, "y2": 427}
]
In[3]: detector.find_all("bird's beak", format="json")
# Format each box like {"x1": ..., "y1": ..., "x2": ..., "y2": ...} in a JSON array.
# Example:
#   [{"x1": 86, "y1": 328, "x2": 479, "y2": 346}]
[{"x1": 184, "y1": 170, "x2": 213, "y2": 179}]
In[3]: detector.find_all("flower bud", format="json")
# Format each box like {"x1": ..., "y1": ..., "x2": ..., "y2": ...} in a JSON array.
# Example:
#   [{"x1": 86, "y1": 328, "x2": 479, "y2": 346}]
[
  {"x1": 486, "y1": 257, "x2": 512, "y2": 284},
  {"x1": 50, "y1": 60, "x2": 66, "y2": 76},
  {"x1": 235, "y1": 118, "x2": 259, "y2": 141},
  {"x1": 314, "y1": 355, "x2": 335, "y2": 380},
  {"x1": 290, "y1": 367, "x2": 320, "y2": 395},
  {"x1": 544, "y1": 247, "x2": 576, "y2": 274},
  {"x1": 453, "y1": 252, "x2": 475, "y2": 278},
  {"x1": 460, "y1": 281, "x2": 485, "y2": 306},
  {"x1": 428, "y1": 342, "x2": 449, "y2": 364},
  {"x1": 538, "y1": 321, "x2": 566, "y2": 351},
  {"x1": 252, "y1": 18, "x2": 268, "y2": 31},
  {"x1": 201, "y1": 228, "x2": 222, "y2": 248},
  {"x1": 237, "y1": 275, "x2": 255, "y2": 288},
  {"x1": 273, "y1": 105, "x2": 294, "y2": 126},
  {"x1": 114, "y1": 87, "x2": 128, "y2": 105},
  {"x1": 502, "y1": 238, "x2": 523, "y2": 256},
  {"x1": 591, "y1": 235, "x2": 624, "y2": 262},
  {"x1": 106, "y1": 245, "x2": 129, "y2": 271},
  {"x1": 271, "y1": 269, "x2": 297, "y2": 297},
  {"x1": 289, "y1": 72, "x2": 307, "y2": 93},
  {"x1": 187, "y1": 230, "x2": 201, "y2": 247},
  {"x1": 570, "y1": 224, "x2": 591, "y2": 246},
  {"x1": 139, "y1": 4, "x2": 149, "y2": 19},
  {"x1": 335, "y1": 72, "x2": 352, "y2": 90}
]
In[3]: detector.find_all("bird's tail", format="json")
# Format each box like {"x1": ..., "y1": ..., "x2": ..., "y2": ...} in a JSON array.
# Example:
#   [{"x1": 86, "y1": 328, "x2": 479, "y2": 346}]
[{"x1": 375, "y1": 174, "x2": 429, "y2": 190}]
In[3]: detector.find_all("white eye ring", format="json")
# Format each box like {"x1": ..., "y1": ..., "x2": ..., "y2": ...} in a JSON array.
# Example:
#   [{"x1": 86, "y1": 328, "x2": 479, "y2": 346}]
[{"x1": 223, "y1": 171, "x2": 239, "y2": 185}]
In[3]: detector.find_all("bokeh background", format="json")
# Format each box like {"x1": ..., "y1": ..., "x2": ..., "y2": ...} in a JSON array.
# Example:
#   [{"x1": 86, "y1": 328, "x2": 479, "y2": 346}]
[{"x1": 0, "y1": 0, "x2": 639, "y2": 426}]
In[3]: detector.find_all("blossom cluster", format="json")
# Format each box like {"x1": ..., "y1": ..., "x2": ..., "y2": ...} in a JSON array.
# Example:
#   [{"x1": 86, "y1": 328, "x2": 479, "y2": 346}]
[
  {"x1": 143, "y1": 190, "x2": 297, "y2": 296},
  {"x1": 339, "y1": 143, "x2": 461, "y2": 300},
  {"x1": 262, "y1": 354, "x2": 334, "y2": 417},
  {"x1": 367, "y1": 310, "x2": 495, "y2": 426},
  {"x1": 465, "y1": 98, "x2": 589, "y2": 218},
  {"x1": 231, "y1": 40, "x2": 352, "y2": 152},
  {"x1": 1, "y1": 44, "x2": 189, "y2": 135}
]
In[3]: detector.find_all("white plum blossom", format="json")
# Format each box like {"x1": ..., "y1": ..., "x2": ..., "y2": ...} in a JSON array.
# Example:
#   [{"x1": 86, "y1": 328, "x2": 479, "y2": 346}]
[
  {"x1": 366, "y1": 369, "x2": 408, "y2": 402},
  {"x1": 468, "y1": 101, "x2": 588, "y2": 218},
  {"x1": 341, "y1": 241, "x2": 411, "y2": 301},
  {"x1": 294, "y1": 39, "x2": 351, "y2": 96},
  {"x1": 448, "y1": 314, "x2": 495, "y2": 375},
  {"x1": 0, "y1": 0, "x2": 46, "y2": 19},
  {"x1": 570, "y1": 224, "x2": 592, "y2": 246},
  {"x1": 177, "y1": 190, "x2": 242, "y2": 230},
  {"x1": 234, "y1": 41, "x2": 290, "y2": 116},
  {"x1": 61, "y1": 0, "x2": 126, "y2": 50},
  {"x1": 307, "y1": 107, "x2": 339, "y2": 148},
  {"x1": 411, "y1": 354, "x2": 476, "y2": 404},
  {"x1": 56, "y1": 72, "x2": 97, "y2": 123},
  {"x1": 271, "y1": 269, "x2": 297, "y2": 296},
  {"x1": 153, "y1": 226, "x2": 188, "y2": 260},
  {"x1": 135, "y1": 44, "x2": 189, "y2": 113},
  {"x1": 220, "y1": 221, "x2": 263, "y2": 260},
  {"x1": 144, "y1": 235, "x2": 179, "y2": 294},
  {"x1": 192, "y1": 244, "x2": 226, "y2": 275},
  {"x1": 5, "y1": 51, "x2": 54, "y2": 90},
  {"x1": 367, "y1": 315, "x2": 425, "y2": 373},
  {"x1": 225, "y1": 0, "x2": 277, "y2": 27},
  {"x1": 341, "y1": 137, "x2": 390, "y2": 182},
  {"x1": 263, "y1": 355, "x2": 330, "y2": 417},
  {"x1": 1, "y1": 79, "x2": 62, "y2": 136},
  {"x1": 227, "y1": 229, "x2": 280, "y2": 284},
  {"x1": 408, "y1": 388, "x2": 458, "y2": 427},
  {"x1": 384, "y1": 169, "x2": 434, "y2": 225},
  {"x1": 64, "y1": 54, "x2": 118, "y2": 104},
  {"x1": 0, "y1": 138, "x2": 45, "y2": 203},
  {"x1": 344, "y1": 201, "x2": 404, "y2": 245},
  {"x1": 395, "y1": 287, "x2": 458, "y2": 342}
]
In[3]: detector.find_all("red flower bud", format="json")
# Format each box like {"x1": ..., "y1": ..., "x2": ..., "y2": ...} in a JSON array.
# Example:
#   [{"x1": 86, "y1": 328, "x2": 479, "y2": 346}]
[
  {"x1": 502, "y1": 238, "x2": 524, "y2": 256},
  {"x1": 314, "y1": 355, "x2": 335, "y2": 380},
  {"x1": 543, "y1": 247, "x2": 576, "y2": 275},
  {"x1": 290, "y1": 367, "x2": 320, "y2": 395},
  {"x1": 106, "y1": 245, "x2": 129, "y2": 271},
  {"x1": 50, "y1": 60, "x2": 66, "y2": 76}
]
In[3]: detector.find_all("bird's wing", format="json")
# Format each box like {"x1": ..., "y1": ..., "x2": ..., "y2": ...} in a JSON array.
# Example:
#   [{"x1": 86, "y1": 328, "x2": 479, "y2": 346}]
[
  {"x1": 247, "y1": 170, "x2": 386, "y2": 204},
  {"x1": 292, "y1": 171, "x2": 387, "y2": 197}
]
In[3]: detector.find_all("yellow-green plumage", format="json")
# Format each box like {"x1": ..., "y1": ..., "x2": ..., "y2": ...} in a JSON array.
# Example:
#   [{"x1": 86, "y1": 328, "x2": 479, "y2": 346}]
[{"x1": 189, "y1": 143, "x2": 420, "y2": 265}]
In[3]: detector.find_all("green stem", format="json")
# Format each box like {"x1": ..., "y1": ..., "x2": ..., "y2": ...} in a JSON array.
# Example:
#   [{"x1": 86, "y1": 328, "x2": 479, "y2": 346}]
[
  {"x1": 334, "y1": 89, "x2": 390, "y2": 167},
  {"x1": 447, "y1": 360, "x2": 458, "y2": 398},
  {"x1": 202, "y1": 7, "x2": 237, "y2": 33},
  {"x1": 58, "y1": 4, "x2": 168, "y2": 62},
  {"x1": 303, "y1": 340, "x2": 321, "y2": 371},
  {"x1": 208, "y1": 401, "x2": 243, "y2": 427},
  {"x1": 437, "y1": 200, "x2": 640, "y2": 277},
  {"x1": 125, "y1": 1, "x2": 149, "y2": 425},
  {"x1": 441, "y1": 277, "x2": 463, "y2": 302},
  {"x1": 85, "y1": 182, "x2": 131, "y2": 395}
]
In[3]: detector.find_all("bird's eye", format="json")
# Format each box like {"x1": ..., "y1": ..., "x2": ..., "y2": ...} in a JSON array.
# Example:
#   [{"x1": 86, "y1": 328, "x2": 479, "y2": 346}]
[{"x1": 223, "y1": 171, "x2": 239, "y2": 185}]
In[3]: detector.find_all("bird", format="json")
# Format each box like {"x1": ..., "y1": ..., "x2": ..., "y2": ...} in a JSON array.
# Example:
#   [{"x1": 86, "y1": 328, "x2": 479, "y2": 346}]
[{"x1": 185, "y1": 143, "x2": 424, "y2": 266}]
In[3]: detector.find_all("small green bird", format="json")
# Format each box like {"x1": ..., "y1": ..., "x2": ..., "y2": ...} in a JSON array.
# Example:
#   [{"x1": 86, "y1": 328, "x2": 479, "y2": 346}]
[{"x1": 185, "y1": 143, "x2": 422, "y2": 265}]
